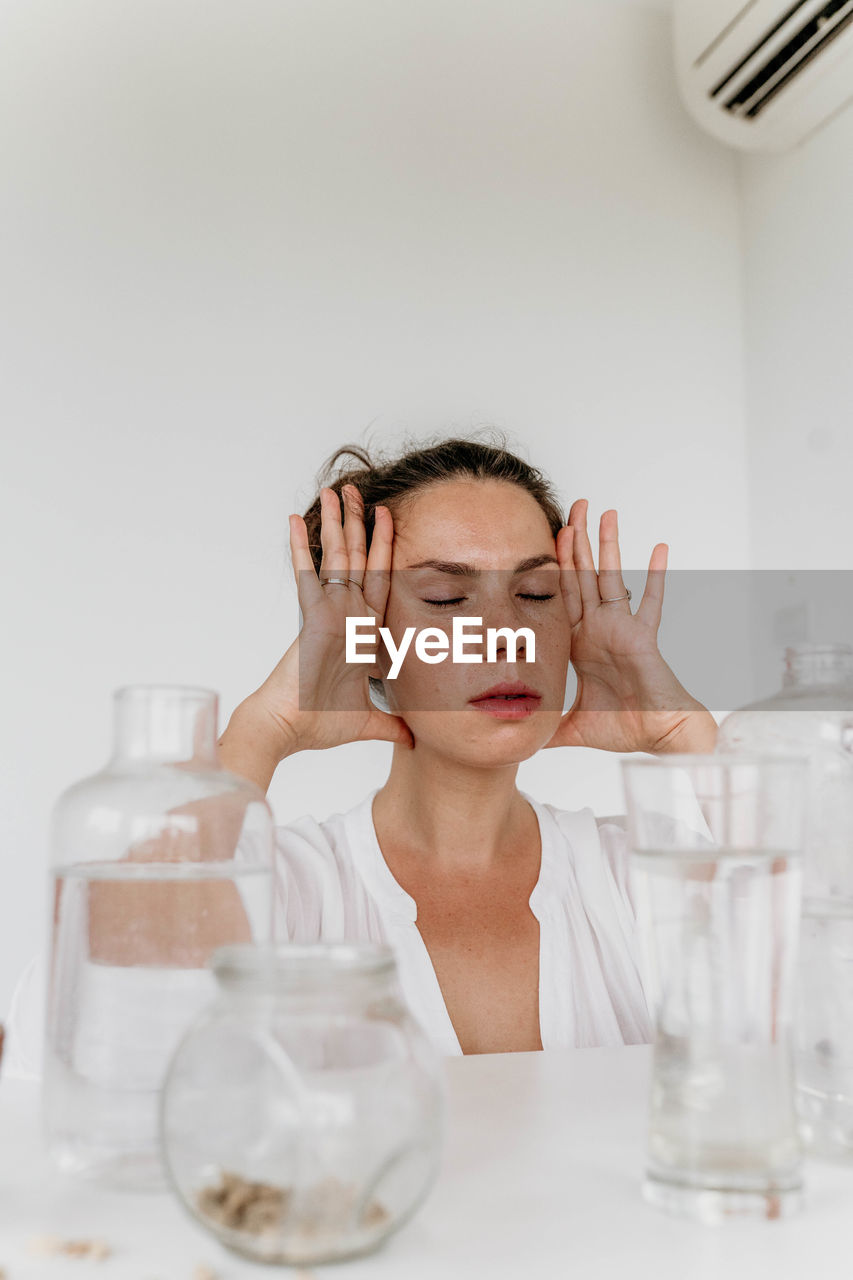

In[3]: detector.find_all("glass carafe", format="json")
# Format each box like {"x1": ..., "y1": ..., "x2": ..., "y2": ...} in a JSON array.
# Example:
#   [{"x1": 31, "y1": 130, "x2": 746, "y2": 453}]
[
  {"x1": 160, "y1": 942, "x2": 446, "y2": 1266},
  {"x1": 44, "y1": 685, "x2": 274, "y2": 1189},
  {"x1": 717, "y1": 643, "x2": 853, "y2": 1158}
]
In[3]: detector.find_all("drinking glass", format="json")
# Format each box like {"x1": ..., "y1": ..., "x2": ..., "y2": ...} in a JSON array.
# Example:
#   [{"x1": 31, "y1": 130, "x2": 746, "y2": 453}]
[{"x1": 621, "y1": 753, "x2": 809, "y2": 1222}]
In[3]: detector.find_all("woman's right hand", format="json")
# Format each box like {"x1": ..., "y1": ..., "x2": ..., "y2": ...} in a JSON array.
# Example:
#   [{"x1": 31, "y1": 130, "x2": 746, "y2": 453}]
[{"x1": 243, "y1": 484, "x2": 414, "y2": 759}]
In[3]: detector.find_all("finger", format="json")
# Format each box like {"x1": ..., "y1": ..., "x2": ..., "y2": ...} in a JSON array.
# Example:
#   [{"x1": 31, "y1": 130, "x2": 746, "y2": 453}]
[
  {"x1": 342, "y1": 484, "x2": 367, "y2": 589},
  {"x1": 635, "y1": 543, "x2": 668, "y2": 629},
  {"x1": 363, "y1": 504, "x2": 393, "y2": 617},
  {"x1": 568, "y1": 499, "x2": 600, "y2": 608},
  {"x1": 556, "y1": 525, "x2": 583, "y2": 627},
  {"x1": 364, "y1": 707, "x2": 415, "y2": 750},
  {"x1": 318, "y1": 487, "x2": 350, "y2": 580},
  {"x1": 288, "y1": 513, "x2": 325, "y2": 611},
  {"x1": 598, "y1": 509, "x2": 630, "y2": 608}
]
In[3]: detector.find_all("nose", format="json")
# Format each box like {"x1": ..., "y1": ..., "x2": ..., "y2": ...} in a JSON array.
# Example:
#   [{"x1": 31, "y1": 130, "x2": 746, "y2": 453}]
[{"x1": 476, "y1": 586, "x2": 531, "y2": 663}]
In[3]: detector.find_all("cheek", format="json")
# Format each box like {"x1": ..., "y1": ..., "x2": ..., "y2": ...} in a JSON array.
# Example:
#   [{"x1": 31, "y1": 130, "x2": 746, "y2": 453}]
[
  {"x1": 525, "y1": 611, "x2": 571, "y2": 666},
  {"x1": 381, "y1": 643, "x2": 469, "y2": 707}
]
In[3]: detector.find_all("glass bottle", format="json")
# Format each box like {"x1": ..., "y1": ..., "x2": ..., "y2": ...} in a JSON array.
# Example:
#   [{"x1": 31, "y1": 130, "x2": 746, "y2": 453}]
[
  {"x1": 160, "y1": 942, "x2": 446, "y2": 1266},
  {"x1": 44, "y1": 685, "x2": 274, "y2": 1189},
  {"x1": 717, "y1": 643, "x2": 853, "y2": 1158}
]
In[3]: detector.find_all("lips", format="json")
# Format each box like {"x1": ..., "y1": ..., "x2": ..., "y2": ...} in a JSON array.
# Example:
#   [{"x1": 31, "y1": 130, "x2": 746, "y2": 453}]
[
  {"x1": 469, "y1": 680, "x2": 541, "y2": 702},
  {"x1": 467, "y1": 681, "x2": 542, "y2": 719}
]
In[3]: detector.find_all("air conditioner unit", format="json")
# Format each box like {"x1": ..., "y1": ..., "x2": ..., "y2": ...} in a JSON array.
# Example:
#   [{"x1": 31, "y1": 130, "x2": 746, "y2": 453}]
[{"x1": 674, "y1": 0, "x2": 853, "y2": 151}]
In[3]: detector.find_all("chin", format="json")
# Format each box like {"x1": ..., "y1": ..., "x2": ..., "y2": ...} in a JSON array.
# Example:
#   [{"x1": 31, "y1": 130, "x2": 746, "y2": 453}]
[
  {"x1": 467, "y1": 740, "x2": 547, "y2": 769},
  {"x1": 460, "y1": 720, "x2": 558, "y2": 767}
]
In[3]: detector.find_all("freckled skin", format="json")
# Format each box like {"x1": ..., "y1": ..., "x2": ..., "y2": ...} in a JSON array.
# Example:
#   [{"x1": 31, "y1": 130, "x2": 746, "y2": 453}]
[
  {"x1": 369, "y1": 478, "x2": 572, "y2": 769},
  {"x1": 364, "y1": 478, "x2": 571, "y2": 1055}
]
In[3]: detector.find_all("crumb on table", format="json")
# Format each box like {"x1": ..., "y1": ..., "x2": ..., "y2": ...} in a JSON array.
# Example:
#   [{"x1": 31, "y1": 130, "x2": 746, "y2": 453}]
[
  {"x1": 192, "y1": 1265, "x2": 220, "y2": 1280},
  {"x1": 27, "y1": 1235, "x2": 111, "y2": 1261}
]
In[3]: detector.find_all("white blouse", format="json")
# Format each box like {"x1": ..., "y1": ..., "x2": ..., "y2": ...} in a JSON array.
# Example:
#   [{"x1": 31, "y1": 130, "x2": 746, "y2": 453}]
[
  {"x1": 271, "y1": 786, "x2": 653, "y2": 1053},
  {"x1": 5, "y1": 788, "x2": 654, "y2": 1077}
]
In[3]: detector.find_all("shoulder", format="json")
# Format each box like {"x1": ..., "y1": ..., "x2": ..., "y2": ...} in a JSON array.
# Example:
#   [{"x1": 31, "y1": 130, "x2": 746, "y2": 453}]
[
  {"x1": 536, "y1": 799, "x2": 631, "y2": 870},
  {"x1": 274, "y1": 809, "x2": 346, "y2": 863},
  {"x1": 272, "y1": 808, "x2": 356, "y2": 891},
  {"x1": 273, "y1": 802, "x2": 366, "y2": 882},
  {"x1": 271, "y1": 795, "x2": 380, "y2": 939},
  {"x1": 532, "y1": 798, "x2": 638, "y2": 915}
]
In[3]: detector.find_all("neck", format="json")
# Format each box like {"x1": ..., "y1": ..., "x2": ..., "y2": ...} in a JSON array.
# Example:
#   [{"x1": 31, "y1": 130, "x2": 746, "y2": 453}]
[{"x1": 372, "y1": 739, "x2": 536, "y2": 873}]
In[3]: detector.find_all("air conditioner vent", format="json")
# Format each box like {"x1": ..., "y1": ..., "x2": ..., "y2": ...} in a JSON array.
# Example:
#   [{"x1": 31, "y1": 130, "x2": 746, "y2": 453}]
[
  {"x1": 714, "y1": 0, "x2": 853, "y2": 118},
  {"x1": 675, "y1": 0, "x2": 853, "y2": 150}
]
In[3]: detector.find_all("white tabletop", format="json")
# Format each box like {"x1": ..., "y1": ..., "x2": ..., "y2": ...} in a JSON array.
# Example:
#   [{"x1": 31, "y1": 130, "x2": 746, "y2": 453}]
[{"x1": 3, "y1": 1046, "x2": 853, "y2": 1279}]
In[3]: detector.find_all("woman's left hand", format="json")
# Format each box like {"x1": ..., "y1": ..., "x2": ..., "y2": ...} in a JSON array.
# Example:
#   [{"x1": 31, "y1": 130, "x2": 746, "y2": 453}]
[{"x1": 542, "y1": 500, "x2": 718, "y2": 755}]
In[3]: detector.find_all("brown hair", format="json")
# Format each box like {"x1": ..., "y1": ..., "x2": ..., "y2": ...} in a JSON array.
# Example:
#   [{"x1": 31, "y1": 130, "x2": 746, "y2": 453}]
[
  {"x1": 299, "y1": 429, "x2": 565, "y2": 705},
  {"x1": 303, "y1": 430, "x2": 564, "y2": 566}
]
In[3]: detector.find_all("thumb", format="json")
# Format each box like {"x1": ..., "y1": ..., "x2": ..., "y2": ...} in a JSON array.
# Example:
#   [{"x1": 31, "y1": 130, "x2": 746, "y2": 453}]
[{"x1": 365, "y1": 708, "x2": 415, "y2": 750}]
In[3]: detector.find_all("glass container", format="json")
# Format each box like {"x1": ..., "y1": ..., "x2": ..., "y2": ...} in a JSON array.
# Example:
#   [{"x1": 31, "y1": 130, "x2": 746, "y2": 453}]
[
  {"x1": 44, "y1": 685, "x2": 274, "y2": 1189},
  {"x1": 717, "y1": 643, "x2": 853, "y2": 1158},
  {"x1": 160, "y1": 942, "x2": 446, "y2": 1266},
  {"x1": 621, "y1": 754, "x2": 809, "y2": 1222}
]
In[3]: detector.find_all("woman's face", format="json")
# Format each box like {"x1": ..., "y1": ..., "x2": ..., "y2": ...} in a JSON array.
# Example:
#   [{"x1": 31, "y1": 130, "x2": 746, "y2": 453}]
[{"x1": 373, "y1": 478, "x2": 571, "y2": 765}]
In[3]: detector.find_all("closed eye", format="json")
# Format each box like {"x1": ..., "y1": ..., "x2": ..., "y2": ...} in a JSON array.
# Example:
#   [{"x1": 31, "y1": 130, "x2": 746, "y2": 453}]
[{"x1": 423, "y1": 594, "x2": 556, "y2": 608}]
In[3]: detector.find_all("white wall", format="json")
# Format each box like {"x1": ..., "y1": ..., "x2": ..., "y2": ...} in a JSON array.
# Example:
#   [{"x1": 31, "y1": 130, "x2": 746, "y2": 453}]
[
  {"x1": 739, "y1": 107, "x2": 853, "y2": 572},
  {"x1": 0, "y1": 0, "x2": 747, "y2": 1014},
  {"x1": 736, "y1": 105, "x2": 853, "y2": 697}
]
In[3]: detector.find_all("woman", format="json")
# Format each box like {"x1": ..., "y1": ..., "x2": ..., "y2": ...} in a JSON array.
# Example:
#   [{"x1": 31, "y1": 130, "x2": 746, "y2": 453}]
[
  {"x1": 7, "y1": 433, "x2": 717, "y2": 1075},
  {"x1": 216, "y1": 433, "x2": 718, "y2": 1056}
]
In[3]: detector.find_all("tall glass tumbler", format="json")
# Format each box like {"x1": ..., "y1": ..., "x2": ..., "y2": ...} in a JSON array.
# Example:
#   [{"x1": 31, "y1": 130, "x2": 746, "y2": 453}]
[{"x1": 621, "y1": 754, "x2": 809, "y2": 1222}]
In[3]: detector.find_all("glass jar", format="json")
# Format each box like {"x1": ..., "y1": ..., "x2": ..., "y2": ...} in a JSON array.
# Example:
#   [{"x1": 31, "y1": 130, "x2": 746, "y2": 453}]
[
  {"x1": 160, "y1": 942, "x2": 446, "y2": 1266},
  {"x1": 44, "y1": 685, "x2": 274, "y2": 1189},
  {"x1": 717, "y1": 643, "x2": 853, "y2": 1158}
]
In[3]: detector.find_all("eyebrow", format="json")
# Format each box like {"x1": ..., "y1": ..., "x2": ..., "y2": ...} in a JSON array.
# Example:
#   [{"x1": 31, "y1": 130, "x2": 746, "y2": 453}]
[{"x1": 403, "y1": 554, "x2": 559, "y2": 576}]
